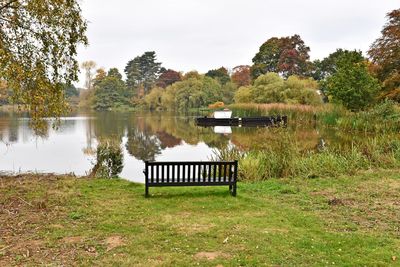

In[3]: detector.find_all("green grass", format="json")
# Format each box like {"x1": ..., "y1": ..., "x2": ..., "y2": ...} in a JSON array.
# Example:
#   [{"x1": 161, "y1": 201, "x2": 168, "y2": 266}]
[{"x1": 0, "y1": 171, "x2": 399, "y2": 266}]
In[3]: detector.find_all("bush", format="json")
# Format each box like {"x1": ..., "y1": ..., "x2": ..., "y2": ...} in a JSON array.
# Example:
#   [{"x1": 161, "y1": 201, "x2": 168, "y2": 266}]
[{"x1": 91, "y1": 139, "x2": 124, "y2": 178}]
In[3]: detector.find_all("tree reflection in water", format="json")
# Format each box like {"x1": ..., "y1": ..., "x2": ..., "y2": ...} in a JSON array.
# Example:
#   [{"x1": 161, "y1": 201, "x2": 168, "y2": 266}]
[
  {"x1": 126, "y1": 128, "x2": 161, "y2": 161},
  {"x1": 0, "y1": 110, "x2": 343, "y2": 164}
]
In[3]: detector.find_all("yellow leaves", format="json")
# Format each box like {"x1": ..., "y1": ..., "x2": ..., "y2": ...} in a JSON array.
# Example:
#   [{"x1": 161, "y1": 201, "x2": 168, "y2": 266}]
[{"x1": 0, "y1": 0, "x2": 87, "y2": 131}]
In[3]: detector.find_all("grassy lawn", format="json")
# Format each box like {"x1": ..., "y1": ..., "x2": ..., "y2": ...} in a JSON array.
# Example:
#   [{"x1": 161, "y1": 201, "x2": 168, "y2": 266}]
[{"x1": 0, "y1": 170, "x2": 399, "y2": 266}]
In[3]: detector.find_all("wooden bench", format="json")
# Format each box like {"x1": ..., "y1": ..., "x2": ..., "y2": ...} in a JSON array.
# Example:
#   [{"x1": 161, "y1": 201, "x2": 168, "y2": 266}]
[{"x1": 144, "y1": 161, "x2": 238, "y2": 197}]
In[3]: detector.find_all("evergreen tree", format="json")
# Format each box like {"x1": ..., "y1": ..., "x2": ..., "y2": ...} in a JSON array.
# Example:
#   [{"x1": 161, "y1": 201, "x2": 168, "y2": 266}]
[
  {"x1": 94, "y1": 70, "x2": 129, "y2": 110},
  {"x1": 124, "y1": 52, "x2": 162, "y2": 97},
  {"x1": 205, "y1": 67, "x2": 230, "y2": 85}
]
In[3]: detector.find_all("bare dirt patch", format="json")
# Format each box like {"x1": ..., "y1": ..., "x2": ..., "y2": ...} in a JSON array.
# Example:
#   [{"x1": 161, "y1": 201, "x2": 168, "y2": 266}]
[
  {"x1": 194, "y1": 251, "x2": 231, "y2": 261},
  {"x1": 105, "y1": 236, "x2": 125, "y2": 251},
  {"x1": 62, "y1": 236, "x2": 84, "y2": 244},
  {"x1": 327, "y1": 197, "x2": 354, "y2": 206}
]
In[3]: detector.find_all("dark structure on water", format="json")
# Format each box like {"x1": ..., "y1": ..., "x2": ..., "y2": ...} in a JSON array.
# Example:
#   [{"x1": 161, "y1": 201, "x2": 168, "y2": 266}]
[{"x1": 195, "y1": 115, "x2": 288, "y2": 127}]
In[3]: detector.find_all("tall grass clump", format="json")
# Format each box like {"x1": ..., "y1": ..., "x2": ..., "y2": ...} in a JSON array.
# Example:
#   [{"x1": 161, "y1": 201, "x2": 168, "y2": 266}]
[
  {"x1": 294, "y1": 146, "x2": 369, "y2": 178},
  {"x1": 318, "y1": 105, "x2": 348, "y2": 126},
  {"x1": 210, "y1": 144, "x2": 245, "y2": 162},
  {"x1": 336, "y1": 100, "x2": 400, "y2": 133},
  {"x1": 229, "y1": 103, "x2": 323, "y2": 115},
  {"x1": 212, "y1": 129, "x2": 299, "y2": 180}
]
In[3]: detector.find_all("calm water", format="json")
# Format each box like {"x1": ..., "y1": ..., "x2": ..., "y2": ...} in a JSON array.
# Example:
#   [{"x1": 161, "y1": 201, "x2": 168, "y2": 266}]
[{"x1": 0, "y1": 110, "x2": 347, "y2": 183}]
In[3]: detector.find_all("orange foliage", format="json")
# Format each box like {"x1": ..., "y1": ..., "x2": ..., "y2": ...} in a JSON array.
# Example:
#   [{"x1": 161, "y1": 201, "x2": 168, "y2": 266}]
[
  {"x1": 231, "y1": 65, "x2": 251, "y2": 86},
  {"x1": 208, "y1": 101, "x2": 225, "y2": 109}
]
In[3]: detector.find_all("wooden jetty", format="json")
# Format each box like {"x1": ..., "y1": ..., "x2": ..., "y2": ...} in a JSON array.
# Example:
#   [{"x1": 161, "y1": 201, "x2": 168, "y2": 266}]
[{"x1": 195, "y1": 115, "x2": 287, "y2": 127}]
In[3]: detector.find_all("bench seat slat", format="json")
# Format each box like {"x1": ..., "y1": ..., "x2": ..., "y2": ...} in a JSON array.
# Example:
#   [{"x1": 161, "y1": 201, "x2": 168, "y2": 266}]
[{"x1": 148, "y1": 182, "x2": 233, "y2": 187}]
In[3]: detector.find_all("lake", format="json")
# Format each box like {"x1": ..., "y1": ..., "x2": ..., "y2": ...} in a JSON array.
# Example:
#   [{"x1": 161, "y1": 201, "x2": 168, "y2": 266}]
[{"x1": 0, "y1": 110, "x2": 351, "y2": 183}]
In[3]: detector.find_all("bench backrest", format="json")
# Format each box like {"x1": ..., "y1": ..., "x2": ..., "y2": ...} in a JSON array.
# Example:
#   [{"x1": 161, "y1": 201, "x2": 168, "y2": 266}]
[{"x1": 144, "y1": 161, "x2": 238, "y2": 185}]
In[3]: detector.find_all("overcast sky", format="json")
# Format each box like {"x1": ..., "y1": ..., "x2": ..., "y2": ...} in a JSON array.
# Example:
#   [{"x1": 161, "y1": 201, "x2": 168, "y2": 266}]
[{"x1": 76, "y1": 0, "x2": 399, "y2": 87}]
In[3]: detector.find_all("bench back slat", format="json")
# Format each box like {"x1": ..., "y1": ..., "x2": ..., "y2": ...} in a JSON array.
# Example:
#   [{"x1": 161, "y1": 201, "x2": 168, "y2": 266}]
[
  {"x1": 208, "y1": 164, "x2": 211, "y2": 183},
  {"x1": 223, "y1": 164, "x2": 227, "y2": 182}
]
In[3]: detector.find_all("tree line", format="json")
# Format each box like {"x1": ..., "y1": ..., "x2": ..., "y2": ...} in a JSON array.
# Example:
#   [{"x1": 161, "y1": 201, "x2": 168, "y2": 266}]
[
  {"x1": 76, "y1": 8, "x2": 399, "y2": 112},
  {"x1": 1, "y1": 3, "x2": 398, "y2": 118}
]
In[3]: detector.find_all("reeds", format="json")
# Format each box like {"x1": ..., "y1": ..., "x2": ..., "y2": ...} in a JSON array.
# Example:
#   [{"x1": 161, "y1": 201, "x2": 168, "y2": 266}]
[
  {"x1": 212, "y1": 129, "x2": 400, "y2": 181},
  {"x1": 230, "y1": 101, "x2": 400, "y2": 133}
]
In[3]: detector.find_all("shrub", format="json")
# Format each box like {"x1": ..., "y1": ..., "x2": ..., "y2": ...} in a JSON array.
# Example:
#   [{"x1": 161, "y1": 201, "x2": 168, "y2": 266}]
[{"x1": 91, "y1": 139, "x2": 124, "y2": 178}]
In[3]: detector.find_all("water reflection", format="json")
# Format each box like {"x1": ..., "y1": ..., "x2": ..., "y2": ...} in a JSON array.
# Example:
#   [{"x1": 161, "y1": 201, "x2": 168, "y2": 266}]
[
  {"x1": 0, "y1": 110, "x2": 365, "y2": 182},
  {"x1": 0, "y1": 111, "x2": 231, "y2": 181}
]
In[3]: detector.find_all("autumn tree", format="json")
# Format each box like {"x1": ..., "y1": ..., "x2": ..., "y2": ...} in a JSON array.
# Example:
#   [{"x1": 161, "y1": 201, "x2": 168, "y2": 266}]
[
  {"x1": 0, "y1": 79, "x2": 9, "y2": 104},
  {"x1": 124, "y1": 51, "x2": 162, "y2": 97},
  {"x1": 93, "y1": 68, "x2": 107, "y2": 87},
  {"x1": 205, "y1": 67, "x2": 230, "y2": 85},
  {"x1": 0, "y1": 0, "x2": 87, "y2": 124},
  {"x1": 231, "y1": 65, "x2": 251, "y2": 86},
  {"x1": 81, "y1": 61, "x2": 97, "y2": 90},
  {"x1": 156, "y1": 69, "x2": 182, "y2": 88},
  {"x1": 251, "y1": 35, "x2": 310, "y2": 79},
  {"x1": 78, "y1": 67, "x2": 105, "y2": 107},
  {"x1": 368, "y1": 8, "x2": 400, "y2": 101}
]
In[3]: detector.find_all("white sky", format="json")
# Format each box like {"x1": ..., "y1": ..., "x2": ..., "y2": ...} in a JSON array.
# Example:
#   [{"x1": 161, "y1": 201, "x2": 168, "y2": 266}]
[{"x1": 76, "y1": 0, "x2": 399, "y2": 87}]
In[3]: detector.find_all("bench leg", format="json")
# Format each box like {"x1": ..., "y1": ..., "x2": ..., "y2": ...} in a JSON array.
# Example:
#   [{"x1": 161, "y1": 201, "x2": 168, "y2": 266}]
[
  {"x1": 145, "y1": 185, "x2": 149, "y2": 198},
  {"x1": 232, "y1": 183, "x2": 237, "y2": 197}
]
